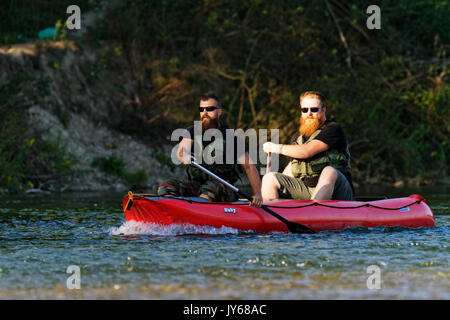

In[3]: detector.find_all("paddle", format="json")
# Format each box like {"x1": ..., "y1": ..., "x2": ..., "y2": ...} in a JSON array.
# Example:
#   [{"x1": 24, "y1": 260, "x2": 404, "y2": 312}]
[
  {"x1": 190, "y1": 158, "x2": 316, "y2": 234},
  {"x1": 266, "y1": 152, "x2": 271, "y2": 175}
]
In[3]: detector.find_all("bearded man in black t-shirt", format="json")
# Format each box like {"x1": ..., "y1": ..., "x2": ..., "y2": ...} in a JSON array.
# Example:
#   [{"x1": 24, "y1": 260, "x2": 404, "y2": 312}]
[{"x1": 261, "y1": 91, "x2": 354, "y2": 201}]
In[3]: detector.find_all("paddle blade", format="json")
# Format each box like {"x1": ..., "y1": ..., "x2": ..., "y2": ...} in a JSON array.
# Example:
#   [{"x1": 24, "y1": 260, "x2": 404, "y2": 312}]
[
  {"x1": 259, "y1": 204, "x2": 316, "y2": 234},
  {"x1": 286, "y1": 221, "x2": 315, "y2": 234}
]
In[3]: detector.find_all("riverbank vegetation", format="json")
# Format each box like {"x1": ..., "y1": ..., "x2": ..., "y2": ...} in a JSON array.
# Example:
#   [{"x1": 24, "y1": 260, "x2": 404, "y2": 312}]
[
  {"x1": 1, "y1": 0, "x2": 448, "y2": 192},
  {"x1": 0, "y1": 71, "x2": 74, "y2": 193}
]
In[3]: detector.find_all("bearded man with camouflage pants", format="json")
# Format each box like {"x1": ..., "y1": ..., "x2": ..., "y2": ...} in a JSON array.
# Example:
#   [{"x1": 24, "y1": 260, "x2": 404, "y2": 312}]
[{"x1": 158, "y1": 92, "x2": 263, "y2": 207}]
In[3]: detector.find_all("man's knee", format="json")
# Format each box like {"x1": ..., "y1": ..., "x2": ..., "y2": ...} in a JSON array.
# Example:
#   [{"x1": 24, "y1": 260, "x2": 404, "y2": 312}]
[
  {"x1": 319, "y1": 166, "x2": 338, "y2": 183},
  {"x1": 157, "y1": 179, "x2": 179, "y2": 196},
  {"x1": 200, "y1": 180, "x2": 236, "y2": 202},
  {"x1": 262, "y1": 172, "x2": 279, "y2": 186},
  {"x1": 262, "y1": 172, "x2": 282, "y2": 200},
  {"x1": 200, "y1": 180, "x2": 221, "y2": 201}
]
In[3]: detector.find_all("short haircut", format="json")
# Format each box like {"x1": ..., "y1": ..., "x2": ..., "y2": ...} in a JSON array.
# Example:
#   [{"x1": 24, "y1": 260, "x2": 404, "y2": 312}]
[
  {"x1": 299, "y1": 91, "x2": 326, "y2": 108},
  {"x1": 200, "y1": 91, "x2": 222, "y2": 108}
]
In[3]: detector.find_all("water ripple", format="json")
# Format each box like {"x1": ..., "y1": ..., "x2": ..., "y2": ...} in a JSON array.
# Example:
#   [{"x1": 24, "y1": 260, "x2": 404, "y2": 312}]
[{"x1": 0, "y1": 191, "x2": 448, "y2": 299}]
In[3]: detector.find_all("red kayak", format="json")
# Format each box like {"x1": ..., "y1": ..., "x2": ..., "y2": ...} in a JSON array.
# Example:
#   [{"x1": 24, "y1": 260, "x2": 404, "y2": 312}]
[{"x1": 122, "y1": 193, "x2": 435, "y2": 233}]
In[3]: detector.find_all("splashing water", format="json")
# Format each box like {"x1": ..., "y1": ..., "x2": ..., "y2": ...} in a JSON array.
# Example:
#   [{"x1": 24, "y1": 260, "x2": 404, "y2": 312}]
[{"x1": 109, "y1": 220, "x2": 245, "y2": 236}]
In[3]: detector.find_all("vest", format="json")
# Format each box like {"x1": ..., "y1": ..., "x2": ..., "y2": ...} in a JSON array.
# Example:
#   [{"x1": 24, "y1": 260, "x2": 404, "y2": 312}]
[
  {"x1": 290, "y1": 129, "x2": 351, "y2": 181},
  {"x1": 186, "y1": 131, "x2": 242, "y2": 183}
]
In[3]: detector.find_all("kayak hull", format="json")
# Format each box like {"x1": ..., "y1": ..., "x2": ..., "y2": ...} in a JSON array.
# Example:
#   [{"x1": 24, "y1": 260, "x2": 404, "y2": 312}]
[{"x1": 122, "y1": 194, "x2": 435, "y2": 233}]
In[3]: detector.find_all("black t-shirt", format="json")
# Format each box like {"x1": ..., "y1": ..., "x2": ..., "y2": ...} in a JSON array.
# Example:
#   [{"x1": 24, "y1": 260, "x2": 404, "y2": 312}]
[
  {"x1": 185, "y1": 124, "x2": 244, "y2": 164},
  {"x1": 290, "y1": 120, "x2": 354, "y2": 189},
  {"x1": 290, "y1": 120, "x2": 347, "y2": 152}
]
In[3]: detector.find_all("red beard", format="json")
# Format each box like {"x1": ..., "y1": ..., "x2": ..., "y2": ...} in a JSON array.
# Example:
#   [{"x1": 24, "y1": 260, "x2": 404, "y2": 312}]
[
  {"x1": 299, "y1": 114, "x2": 325, "y2": 138},
  {"x1": 201, "y1": 114, "x2": 220, "y2": 132}
]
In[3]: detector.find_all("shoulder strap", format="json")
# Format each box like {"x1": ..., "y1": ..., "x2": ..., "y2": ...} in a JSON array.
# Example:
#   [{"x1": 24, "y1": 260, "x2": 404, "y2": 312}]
[{"x1": 298, "y1": 129, "x2": 322, "y2": 145}]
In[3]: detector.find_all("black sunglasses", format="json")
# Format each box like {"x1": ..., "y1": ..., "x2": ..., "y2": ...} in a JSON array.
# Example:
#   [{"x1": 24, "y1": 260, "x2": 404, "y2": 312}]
[
  {"x1": 199, "y1": 106, "x2": 219, "y2": 112},
  {"x1": 301, "y1": 107, "x2": 321, "y2": 113}
]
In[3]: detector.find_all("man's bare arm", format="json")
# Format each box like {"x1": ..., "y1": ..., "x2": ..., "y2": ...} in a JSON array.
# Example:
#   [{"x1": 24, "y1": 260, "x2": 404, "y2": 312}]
[
  {"x1": 238, "y1": 152, "x2": 263, "y2": 207},
  {"x1": 264, "y1": 139, "x2": 329, "y2": 159},
  {"x1": 177, "y1": 138, "x2": 194, "y2": 164}
]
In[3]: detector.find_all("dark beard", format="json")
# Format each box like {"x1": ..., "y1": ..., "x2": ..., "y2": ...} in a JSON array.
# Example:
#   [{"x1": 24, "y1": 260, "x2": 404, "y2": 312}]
[{"x1": 201, "y1": 115, "x2": 220, "y2": 132}]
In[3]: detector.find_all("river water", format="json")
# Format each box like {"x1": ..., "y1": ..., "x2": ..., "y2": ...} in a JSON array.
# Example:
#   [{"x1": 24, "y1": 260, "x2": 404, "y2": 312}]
[{"x1": 0, "y1": 185, "x2": 448, "y2": 299}]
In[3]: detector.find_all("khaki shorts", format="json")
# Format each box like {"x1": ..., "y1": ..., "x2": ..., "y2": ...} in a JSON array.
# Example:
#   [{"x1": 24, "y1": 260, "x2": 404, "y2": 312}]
[{"x1": 273, "y1": 170, "x2": 353, "y2": 200}]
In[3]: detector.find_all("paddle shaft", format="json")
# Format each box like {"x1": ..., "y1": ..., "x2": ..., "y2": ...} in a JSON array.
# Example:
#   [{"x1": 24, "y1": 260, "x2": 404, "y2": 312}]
[{"x1": 190, "y1": 159, "x2": 315, "y2": 234}]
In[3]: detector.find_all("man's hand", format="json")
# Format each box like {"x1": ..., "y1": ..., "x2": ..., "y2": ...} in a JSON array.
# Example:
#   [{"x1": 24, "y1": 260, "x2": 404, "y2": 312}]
[
  {"x1": 180, "y1": 153, "x2": 196, "y2": 165},
  {"x1": 176, "y1": 138, "x2": 195, "y2": 165},
  {"x1": 238, "y1": 152, "x2": 263, "y2": 207},
  {"x1": 250, "y1": 193, "x2": 263, "y2": 207},
  {"x1": 263, "y1": 142, "x2": 283, "y2": 154}
]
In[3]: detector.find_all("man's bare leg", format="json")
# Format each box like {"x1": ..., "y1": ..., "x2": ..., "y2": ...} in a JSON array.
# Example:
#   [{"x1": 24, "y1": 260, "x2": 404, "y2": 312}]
[
  {"x1": 261, "y1": 172, "x2": 281, "y2": 201},
  {"x1": 311, "y1": 166, "x2": 338, "y2": 200}
]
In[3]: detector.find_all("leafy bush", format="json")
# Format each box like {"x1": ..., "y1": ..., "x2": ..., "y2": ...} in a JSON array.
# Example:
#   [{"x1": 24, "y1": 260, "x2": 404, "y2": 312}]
[
  {"x1": 2, "y1": 0, "x2": 448, "y2": 188},
  {"x1": 95, "y1": 0, "x2": 448, "y2": 183},
  {"x1": 0, "y1": 74, "x2": 75, "y2": 192},
  {"x1": 1, "y1": 0, "x2": 98, "y2": 44},
  {"x1": 91, "y1": 155, "x2": 148, "y2": 188}
]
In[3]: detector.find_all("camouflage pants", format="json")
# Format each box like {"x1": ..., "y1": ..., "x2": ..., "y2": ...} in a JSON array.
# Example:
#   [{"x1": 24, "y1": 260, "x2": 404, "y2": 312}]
[{"x1": 157, "y1": 179, "x2": 238, "y2": 202}]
